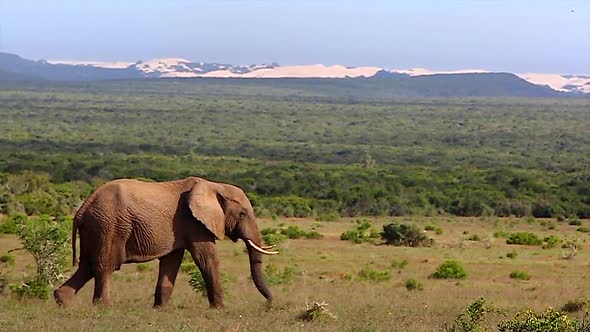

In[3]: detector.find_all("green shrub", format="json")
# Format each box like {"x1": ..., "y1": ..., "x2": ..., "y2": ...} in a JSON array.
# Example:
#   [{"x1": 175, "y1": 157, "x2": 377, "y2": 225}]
[
  {"x1": 425, "y1": 224, "x2": 443, "y2": 235},
  {"x1": 576, "y1": 227, "x2": 590, "y2": 233},
  {"x1": 498, "y1": 308, "x2": 577, "y2": 332},
  {"x1": 506, "y1": 232, "x2": 542, "y2": 246},
  {"x1": 381, "y1": 222, "x2": 430, "y2": 247},
  {"x1": 357, "y1": 267, "x2": 391, "y2": 282},
  {"x1": 568, "y1": 219, "x2": 582, "y2": 226},
  {"x1": 467, "y1": 234, "x2": 481, "y2": 241},
  {"x1": 10, "y1": 279, "x2": 51, "y2": 300},
  {"x1": 509, "y1": 271, "x2": 531, "y2": 280},
  {"x1": 542, "y1": 235, "x2": 560, "y2": 249},
  {"x1": 405, "y1": 278, "x2": 423, "y2": 291},
  {"x1": 262, "y1": 233, "x2": 288, "y2": 246},
  {"x1": 0, "y1": 254, "x2": 15, "y2": 266},
  {"x1": 391, "y1": 259, "x2": 409, "y2": 269},
  {"x1": 0, "y1": 214, "x2": 26, "y2": 234},
  {"x1": 430, "y1": 260, "x2": 467, "y2": 280},
  {"x1": 506, "y1": 251, "x2": 518, "y2": 259},
  {"x1": 11, "y1": 214, "x2": 69, "y2": 299},
  {"x1": 280, "y1": 225, "x2": 307, "y2": 239},
  {"x1": 340, "y1": 219, "x2": 380, "y2": 244},
  {"x1": 442, "y1": 297, "x2": 498, "y2": 332},
  {"x1": 547, "y1": 222, "x2": 556, "y2": 230},
  {"x1": 264, "y1": 264, "x2": 296, "y2": 285}
]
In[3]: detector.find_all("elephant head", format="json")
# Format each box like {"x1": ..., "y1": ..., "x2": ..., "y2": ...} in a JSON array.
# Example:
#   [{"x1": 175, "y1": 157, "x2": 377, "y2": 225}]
[{"x1": 187, "y1": 179, "x2": 277, "y2": 301}]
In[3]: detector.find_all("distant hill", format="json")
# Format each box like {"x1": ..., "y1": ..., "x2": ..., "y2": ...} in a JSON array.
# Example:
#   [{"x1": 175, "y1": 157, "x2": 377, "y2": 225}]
[
  {"x1": 0, "y1": 53, "x2": 142, "y2": 81},
  {"x1": 0, "y1": 52, "x2": 585, "y2": 97}
]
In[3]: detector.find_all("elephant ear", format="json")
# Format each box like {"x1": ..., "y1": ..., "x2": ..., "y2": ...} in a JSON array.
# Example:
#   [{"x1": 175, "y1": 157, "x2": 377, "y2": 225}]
[{"x1": 187, "y1": 181, "x2": 226, "y2": 240}]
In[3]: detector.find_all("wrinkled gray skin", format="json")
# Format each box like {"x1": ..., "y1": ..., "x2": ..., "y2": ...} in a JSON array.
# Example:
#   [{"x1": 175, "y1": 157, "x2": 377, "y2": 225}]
[{"x1": 53, "y1": 177, "x2": 273, "y2": 308}]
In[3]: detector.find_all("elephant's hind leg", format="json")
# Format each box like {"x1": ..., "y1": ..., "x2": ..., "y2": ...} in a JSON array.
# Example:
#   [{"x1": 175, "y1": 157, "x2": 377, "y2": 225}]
[
  {"x1": 154, "y1": 249, "x2": 184, "y2": 308},
  {"x1": 54, "y1": 262, "x2": 93, "y2": 306},
  {"x1": 93, "y1": 270, "x2": 113, "y2": 306}
]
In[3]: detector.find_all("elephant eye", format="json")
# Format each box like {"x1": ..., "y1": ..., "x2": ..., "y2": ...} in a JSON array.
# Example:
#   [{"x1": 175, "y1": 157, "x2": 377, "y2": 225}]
[{"x1": 239, "y1": 211, "x2": 247, "y2": 219}]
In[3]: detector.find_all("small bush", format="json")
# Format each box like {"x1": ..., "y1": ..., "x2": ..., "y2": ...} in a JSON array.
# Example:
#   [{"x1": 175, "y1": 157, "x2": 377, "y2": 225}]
[
  {"x1": 568, "y1": 219, "x2": 582, "y2": 226},
  {"x1": 467, "y1": 234, "x2": 481, "y2": 241},
  {"x1": 357, "y1": 267, "x2": 391, "y2": 282},
  {"x1": 0, "y1": 254, "x2": 15, "y2": 266},
  {"x1": 10, "y1": 280, "x2": 52, "y2": 300},
  {"x1": 509, "y1": 271, "x2": 531, "y2": 280},
  {"x1": 547, "y1": 222, "x2": 556, "y2": 230},
  {"x1": 506, "y1": 232, "x2": 542, "y2": 246},
  {"x1": 561, "y1": 297, "x2": 590, "y2": 313},
  {"x1": 425, "y1": 224, "x2": 443, "y2": 235},
  {"x1": 391, "y1": 259, "x2": 408, "y2": 269},
  {"x1": 576, "y1": 227, "x2": 590, "y2": 233},
  {"x1": 381, "y1": 222, "x2": 430, "y2": 247},
  {"x1": 442, "y1": 297, "x2": 499, "y2": 332},
  {"x1": 340, "y1": 219, "x2": 380, "y2": 244},
  {"x1": 262, "y1": 232, "x2": 288, "y2": 246},
  {"x1": 430, "y1": 260, "x2": 467, "y2": 280},
  {"x1": 264, "y1": 264, "x2": 296, "y2": 285},
  {"x1": 0, "y1": 214, "x2": 27, "y2": 234},
  {"x1": 506, "y1": 251, "x2": 518, "y2": 259},
  {"x1": 281, "y1": 225, "x2": 307, "y2": 239},
  {"x1": 405, "y1": 278, "x2": 423, "y2": 291},
  {"x1": 498, "y1": 308, "x2": 577, "y2": 332},
  {"x1": 542, "y1": 235, "x2": 560, "y2": 249}
]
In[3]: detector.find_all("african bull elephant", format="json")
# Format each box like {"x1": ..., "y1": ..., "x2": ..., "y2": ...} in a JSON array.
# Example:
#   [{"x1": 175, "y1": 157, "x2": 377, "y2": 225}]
[{"x1": 53, "y1": 176, "x2": 277, "y2": 308}]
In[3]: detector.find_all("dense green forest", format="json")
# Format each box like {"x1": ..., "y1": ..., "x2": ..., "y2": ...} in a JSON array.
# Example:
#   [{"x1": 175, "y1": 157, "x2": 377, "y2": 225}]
[{"x1": 0, "y1": 80, "x2": 588, "y2": 218}]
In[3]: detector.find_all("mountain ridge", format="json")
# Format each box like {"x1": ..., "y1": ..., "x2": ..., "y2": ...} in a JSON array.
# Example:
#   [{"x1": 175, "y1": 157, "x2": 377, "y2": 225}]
[{"x1": 0, "y1": 52, "x2": 588, "y2": 96}]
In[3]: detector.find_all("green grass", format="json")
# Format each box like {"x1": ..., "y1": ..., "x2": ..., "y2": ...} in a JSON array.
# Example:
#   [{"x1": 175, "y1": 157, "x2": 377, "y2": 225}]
[{"x1": 1, "y1": 216, "x2": 588, "y2": 331}]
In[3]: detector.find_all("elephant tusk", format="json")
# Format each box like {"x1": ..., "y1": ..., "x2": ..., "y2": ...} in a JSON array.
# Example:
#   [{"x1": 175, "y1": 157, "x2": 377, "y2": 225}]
[
  {"x1": 247, "y1": 239, "x2": 279, "y2": 255},
  {"x1": 261, "y1": 244, "x2": 275, "y2": 250}
]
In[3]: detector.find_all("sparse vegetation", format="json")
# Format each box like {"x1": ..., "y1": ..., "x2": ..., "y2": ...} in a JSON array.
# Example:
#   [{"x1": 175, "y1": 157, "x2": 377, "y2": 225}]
[
  {"x1": 340, "y1": 219, "x2": 380, "y2": 244},
  {"x1": 506, "y1": 232, "x2": 543, "y2": 246},
  {"x1": 263, "y1": 264, "x2": 296, "y2": 285},
  {"x1": 509, "y1": 271, "x2": 531, "y2": 281},
  {"x1": 381, "y1": 222, "x2": 430, "y2": 247},
  {"x1": 430, "y1": 260, "x2": 467, "y2": 280},
  {"x1": 10, "y1": 214, "x2": 69, "y2": 299},
  {"x1": 498, "y1": 308, "x2": 578, "y2": 332},
  {"x1": 506, "y1": 251, "x2": 518, "y2": 259},
  {"x1": 391, "y1": 259, "x2": 409, "y2": 269},
  {"x1": 405, "y1": 278, "x2": 423, "y2": 291},
  {"x1": 357, "y1": 266, "x2": 391, "y2": 282}
]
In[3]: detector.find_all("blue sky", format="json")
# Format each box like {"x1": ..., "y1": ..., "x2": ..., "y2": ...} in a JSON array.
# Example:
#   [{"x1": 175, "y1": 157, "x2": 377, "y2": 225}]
[{"x1": 0, "y1": 0, "x2": 589, "y2": 73}]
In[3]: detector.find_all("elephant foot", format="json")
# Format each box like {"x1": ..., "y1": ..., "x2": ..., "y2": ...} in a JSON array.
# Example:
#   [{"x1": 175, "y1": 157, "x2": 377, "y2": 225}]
[
  {"x1": 209, "y1": 302, "x2": 224, "y2": 309},
  {"x1": 54, "y1": 287, "x2": 75, "y2": 307}
]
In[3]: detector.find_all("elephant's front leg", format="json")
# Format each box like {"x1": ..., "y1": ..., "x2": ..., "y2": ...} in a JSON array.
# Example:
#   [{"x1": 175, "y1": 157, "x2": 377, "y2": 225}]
[
  {"x1": 154, "y1": 249, "x2": 184, "y2": 308},
  {"x1": 188, "y1": 242, "x2": 223, "y2": 308}
]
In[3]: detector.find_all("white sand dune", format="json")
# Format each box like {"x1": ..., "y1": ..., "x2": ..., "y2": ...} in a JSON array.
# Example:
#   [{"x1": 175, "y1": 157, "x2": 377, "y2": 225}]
[{"x1": 47, "y1": 57, "x2": 590, "y2": 93}]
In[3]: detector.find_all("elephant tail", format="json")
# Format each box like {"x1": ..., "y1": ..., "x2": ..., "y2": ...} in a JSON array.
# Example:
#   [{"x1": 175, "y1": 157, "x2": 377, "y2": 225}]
[{"x1": 72, "y1": 219, "x2": 79, "y2": 266}]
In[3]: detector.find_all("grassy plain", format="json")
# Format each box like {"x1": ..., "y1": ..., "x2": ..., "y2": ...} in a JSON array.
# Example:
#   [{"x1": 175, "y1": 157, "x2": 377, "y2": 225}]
[{"x1": 1, "y1": 216, "x2": 589, "y2": 331}]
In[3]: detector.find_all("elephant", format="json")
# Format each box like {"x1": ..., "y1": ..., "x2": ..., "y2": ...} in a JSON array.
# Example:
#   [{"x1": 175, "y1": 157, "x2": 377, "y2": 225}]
[{"x1": 53, "y1": 176, "x2": 278, "y2": 308}]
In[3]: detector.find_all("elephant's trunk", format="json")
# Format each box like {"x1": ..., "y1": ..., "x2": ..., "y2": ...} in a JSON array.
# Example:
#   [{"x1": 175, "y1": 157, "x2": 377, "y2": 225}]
[{"x1": 247, "y1": 246, "x2": 273, "y2": 302}]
